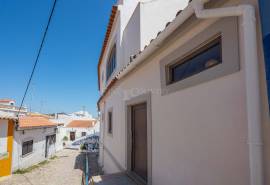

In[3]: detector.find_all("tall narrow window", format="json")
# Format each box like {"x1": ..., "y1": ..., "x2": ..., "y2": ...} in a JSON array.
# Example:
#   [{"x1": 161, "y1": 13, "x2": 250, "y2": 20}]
[
  {"x1": 168, "y1": 36, "x2": 222, "y2": 84},
  {"x1": 108, "y1": 111, "x2": 113, "y2": 134},
  {"x1": 106, "y1": 45, "x2": 117, "y2": 81}
]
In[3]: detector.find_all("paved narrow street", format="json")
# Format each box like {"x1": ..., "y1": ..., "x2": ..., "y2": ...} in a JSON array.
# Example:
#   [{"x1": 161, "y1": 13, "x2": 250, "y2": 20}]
[{"x1": 0, "y1": 149, "x2": 83, "y2": 185}]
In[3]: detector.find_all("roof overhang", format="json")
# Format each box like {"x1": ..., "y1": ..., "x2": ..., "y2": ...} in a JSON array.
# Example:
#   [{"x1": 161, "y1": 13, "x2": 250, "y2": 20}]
[
  {"x1": 98, "y1": 5, "x2": 118, "y2": 90},
  {"x1": 17, "y1": 125, "x2": 57, "y2": 131}
]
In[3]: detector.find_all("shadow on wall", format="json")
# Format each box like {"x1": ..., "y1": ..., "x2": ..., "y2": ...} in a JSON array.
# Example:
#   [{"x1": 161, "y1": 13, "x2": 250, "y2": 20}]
[{"x1": 74, "y1": 152, "x2": 85, "y2": 172}]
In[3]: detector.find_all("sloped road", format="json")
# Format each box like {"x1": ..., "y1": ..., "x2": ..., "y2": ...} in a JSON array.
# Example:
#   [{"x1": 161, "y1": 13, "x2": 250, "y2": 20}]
[{"x1": 0, "y1": 149, "x2": 83, "y2": 185}]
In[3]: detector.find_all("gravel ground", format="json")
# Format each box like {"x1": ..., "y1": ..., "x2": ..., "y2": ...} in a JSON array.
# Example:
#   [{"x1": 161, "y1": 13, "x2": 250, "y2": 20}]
[{"x1": 0, "y1": 149, "x2": 83, "y2": 185}]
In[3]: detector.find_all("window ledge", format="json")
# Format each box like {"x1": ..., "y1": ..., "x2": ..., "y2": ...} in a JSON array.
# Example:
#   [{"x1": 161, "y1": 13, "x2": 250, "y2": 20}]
[{"x1": 21, "y1": 151, "x2": 33, "y2": 158}]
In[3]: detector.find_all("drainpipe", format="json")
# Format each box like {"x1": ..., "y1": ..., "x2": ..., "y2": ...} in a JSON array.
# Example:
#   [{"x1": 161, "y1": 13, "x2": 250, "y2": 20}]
[
  {"x1": 116, "y1": 1, "x2": 263, "y2": 184},
  {"x1": 193, "y1": 1, "x2": 263, "y2": 185}
]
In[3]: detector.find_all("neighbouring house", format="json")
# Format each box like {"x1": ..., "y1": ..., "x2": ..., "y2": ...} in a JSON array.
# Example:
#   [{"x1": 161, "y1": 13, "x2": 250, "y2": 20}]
[
  {"x1": 97, "y1": 1, "x2": 270, "y2": 185},
  {"x1": 50, "y1": 110, "x2": 100, "y2": 144},
  {"x1": 0, "y1": 111, "x2": 16, "y2": 178},
  {"x1": 0, "y1": 99, "x2": 27, "y2": 116},
  {"x1": 0, "y1": 99, "x2": 15, "y2": 106},
  {"x1": 12, "y1": 116, "x2": 58, "y2": 171},
  {"x1": 66, "y1": 120, "x2": 98, "y2": 141}
]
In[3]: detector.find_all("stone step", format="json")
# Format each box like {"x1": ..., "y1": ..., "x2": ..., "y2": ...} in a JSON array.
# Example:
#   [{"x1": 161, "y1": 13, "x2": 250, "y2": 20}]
[{"x1": 91, "y1": 173, "x2": 138, "y2": 185}]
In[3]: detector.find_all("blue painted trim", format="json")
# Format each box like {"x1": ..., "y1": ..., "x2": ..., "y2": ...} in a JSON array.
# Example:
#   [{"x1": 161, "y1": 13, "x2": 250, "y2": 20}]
[
  {"x1": 85, "y1": 153, "x2": 89, "y2": 185},
  {"x1": 259, "y1": 0, "x2": 270, "y2": 110}
]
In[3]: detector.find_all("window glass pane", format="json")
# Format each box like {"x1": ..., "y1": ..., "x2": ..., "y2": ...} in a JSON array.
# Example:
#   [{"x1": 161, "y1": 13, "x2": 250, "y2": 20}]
[
  {"x1": 22, "y1": 143, "x2": 27, "y2": 156},
  {"x1": 28, "y1": 141, "x2": 33, "y2": 153},
  {"x1": 170, "y1": 37, "x2": 221, "y2": 83},
  {"x1": 22, "y1": 140, "x2": 33, "y2": 156},
  {"x1": 108, "y1": 112, "x2": 112, "y2": 134},
  {"x1": 106, "y1": 45, "x2": 116, "y2": 81}
]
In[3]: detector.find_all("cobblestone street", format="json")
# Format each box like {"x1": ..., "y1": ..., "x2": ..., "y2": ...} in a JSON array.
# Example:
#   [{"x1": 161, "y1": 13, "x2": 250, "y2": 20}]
[{"x1": 0, "y1": 149, "x2": 83, "y2": 185}]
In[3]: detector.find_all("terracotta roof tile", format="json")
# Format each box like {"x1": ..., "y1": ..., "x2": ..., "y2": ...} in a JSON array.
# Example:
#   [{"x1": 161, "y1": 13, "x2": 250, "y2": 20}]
[
  {"x1": 19, "y1": 116, "x2": 56, "y2": 129},
  {"x1": 66, "y1": 120, "x2": 96, "y2": 128},
  {"x1": 98, "y1": 1, "x2": 192, "y2": 107},
  {"x1": 0, "y1": 99, "x2": 15, "y2": 103},
  {"x1": 98, "y1": 5, "x2": 118, "y2": 90}
]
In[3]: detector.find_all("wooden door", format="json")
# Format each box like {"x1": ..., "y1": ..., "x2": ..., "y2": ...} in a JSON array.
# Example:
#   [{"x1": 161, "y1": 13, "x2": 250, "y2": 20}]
[
  {"x1": 131, "y1": 103, "x2": 147, "y2": 182},
  {"x1": 45, "y1": 136, "x2": 49, "y2": 158},
  {"x1": 70, "y1": 132, "x2": 75, "y2": 141}
]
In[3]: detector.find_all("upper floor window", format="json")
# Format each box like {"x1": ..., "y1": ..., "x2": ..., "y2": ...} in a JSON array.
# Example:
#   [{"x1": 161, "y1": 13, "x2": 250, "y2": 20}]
[
  {"x1": 106, "y1": 45, "x2": 117, "y2": 81},
  {"x1": 160, "y1": 18, "x2": 239, "y2": 96},
  {"x1": 168, "y1": 36, "x2": 222, "y2": 84}
]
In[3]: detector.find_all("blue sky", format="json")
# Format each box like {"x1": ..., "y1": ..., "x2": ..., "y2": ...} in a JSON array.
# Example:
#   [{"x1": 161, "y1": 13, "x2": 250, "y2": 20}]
[{"x1": 0, "y1": 0, "x2": 116, "y2": 116}]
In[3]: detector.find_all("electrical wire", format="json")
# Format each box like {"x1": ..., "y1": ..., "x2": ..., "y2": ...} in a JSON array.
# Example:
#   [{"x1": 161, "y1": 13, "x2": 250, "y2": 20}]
[{"x1": 17, "y1": 0, "x2": 58, "y2": 117}]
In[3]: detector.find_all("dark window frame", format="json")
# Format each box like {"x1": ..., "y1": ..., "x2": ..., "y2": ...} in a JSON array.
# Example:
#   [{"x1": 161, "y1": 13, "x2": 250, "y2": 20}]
[
  {"x1": 48, "y1": 134, "x2": 56, "y2": 145},
  {"x1": 167, "y1": 35, "x2": 222, "y2": 85},
  {"x1": 108, "y1": 111, "x2": 113, "y2": 134},
  {"x1": 82, "y1": 132, "x2": 86, "y2": 137},
  {"x1": 22, "y1": 140, "x2": 33, "y2": 156},
  {"x1": 106, "y1": 45, "x2": 117, "y2": 81}
]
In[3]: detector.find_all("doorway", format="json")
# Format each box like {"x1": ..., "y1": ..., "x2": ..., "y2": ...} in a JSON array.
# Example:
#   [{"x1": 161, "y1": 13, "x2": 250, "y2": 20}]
[
  {"x1": 70, "y1": 131, "x2": 75, "y2": 141},
  {"x1": 45, "y1": 134, "x2": 56, "y2": 158},
  {"x1": 131, "y1": 103, "x2": 147, "y2": 182},
  {"x1": 126, "y1": 93, "x2": 152, "y2": 185}
]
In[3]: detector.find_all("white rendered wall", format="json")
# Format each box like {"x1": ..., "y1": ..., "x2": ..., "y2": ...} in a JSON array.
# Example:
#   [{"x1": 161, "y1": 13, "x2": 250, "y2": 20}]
[
  {"x1": 140, "y1": 0, "x2": 189, "y2": 49},
  {"x1": 65, "y1": 127, "x2": 96, "y2": 140},
  {"x1": 99, "y1": 14, "x2": 255, "y2": 184},
  {"x1": 12, "y1": 127, "x2": 57, "y2": 171},
  {"x1": 99, "y1": 0, "x2": 189, "y2": 94},
  {"x1": 0, "y1": 120, "x2": 8, "y2": 154},
  {"x1": 55, "y1": 126, "x2": 65, "y2": 151}
]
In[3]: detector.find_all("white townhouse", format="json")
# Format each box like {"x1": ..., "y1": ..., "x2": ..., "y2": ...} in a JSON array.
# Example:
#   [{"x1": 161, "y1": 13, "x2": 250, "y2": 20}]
[
  {"x1": 65, "y1": 119, "x2": 98, "y2": 141},
  {"x1": 12, "y1": 115, "x2": 58, "y2": 171},
  {"x1": 97, "y1": 0, "x2": 270, "y2": 185},
  {"x1": 0, "y1": 99, "x2": 27, "y2": 116},
  {"x1": 50, "y1": 110, "x2": 100, "y2": 144}
]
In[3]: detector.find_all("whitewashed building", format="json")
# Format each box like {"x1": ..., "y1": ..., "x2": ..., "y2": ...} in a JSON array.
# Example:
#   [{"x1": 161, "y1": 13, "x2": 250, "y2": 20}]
[
  {"x1": 0, "y1": 99, "x2": 27, "y2": 116},
  {"x1": 0, "y1": 111, "x2": 16, "y2": 178},
  {"x1": 12, "y1": 116, "x2": 58, "y2": 171},
  {"x1": 50, "y1": 110, "x2": 100, "y2": 146},
  {"x1": 65, "y1": 120, "x2": 98, "y2": 141},
  {"x1": 97, "y1": 0, "x2": 270, "y2": 185}
]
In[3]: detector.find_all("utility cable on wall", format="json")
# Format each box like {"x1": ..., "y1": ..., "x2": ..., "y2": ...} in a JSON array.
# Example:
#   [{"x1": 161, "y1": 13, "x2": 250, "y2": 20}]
[{"x1": 17, "y1": 0, "x2": 58, "y2": 117}]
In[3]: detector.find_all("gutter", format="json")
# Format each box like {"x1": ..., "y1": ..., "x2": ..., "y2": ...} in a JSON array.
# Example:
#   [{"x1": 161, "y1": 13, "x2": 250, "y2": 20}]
[
  {"x1": 116, "y1": 0, "x2": 263, "y2": 184},
  {"x1": 192, "y1": 2, "x2": 263, "y2": 185}
]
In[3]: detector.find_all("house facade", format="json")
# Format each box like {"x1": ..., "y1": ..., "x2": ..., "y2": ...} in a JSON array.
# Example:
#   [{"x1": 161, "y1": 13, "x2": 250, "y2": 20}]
[
  {"x1": 97, "y1": 0, "x2": 270, "y2": 185},
  {"x1": 0, "y1": 112, "x2": 16, "y2": 178},
  {"x1": 0, "y1": 99, "x2": 27, "y2": 116},
  {"x1": 50, "y1": 111, "x2": 99, "y2": 144},
  {"x1": 12, "y1": 116, "x2": 58, "y2": 171},
  {"x1": 65, "y1": 120, "x2": 98, "y2": 141}
]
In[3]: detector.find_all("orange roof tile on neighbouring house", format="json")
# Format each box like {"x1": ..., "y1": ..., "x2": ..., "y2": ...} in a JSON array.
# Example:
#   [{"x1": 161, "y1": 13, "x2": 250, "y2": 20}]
[
  {"x1": 0, "y1": 99, "x2": 15, "y2": 103},
  {"x1": 66, "y1": 120, "x2": 96, "y2": 128},
  {"x1": 19, "y1": 116, "x2": 57, "y2": 129}
]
